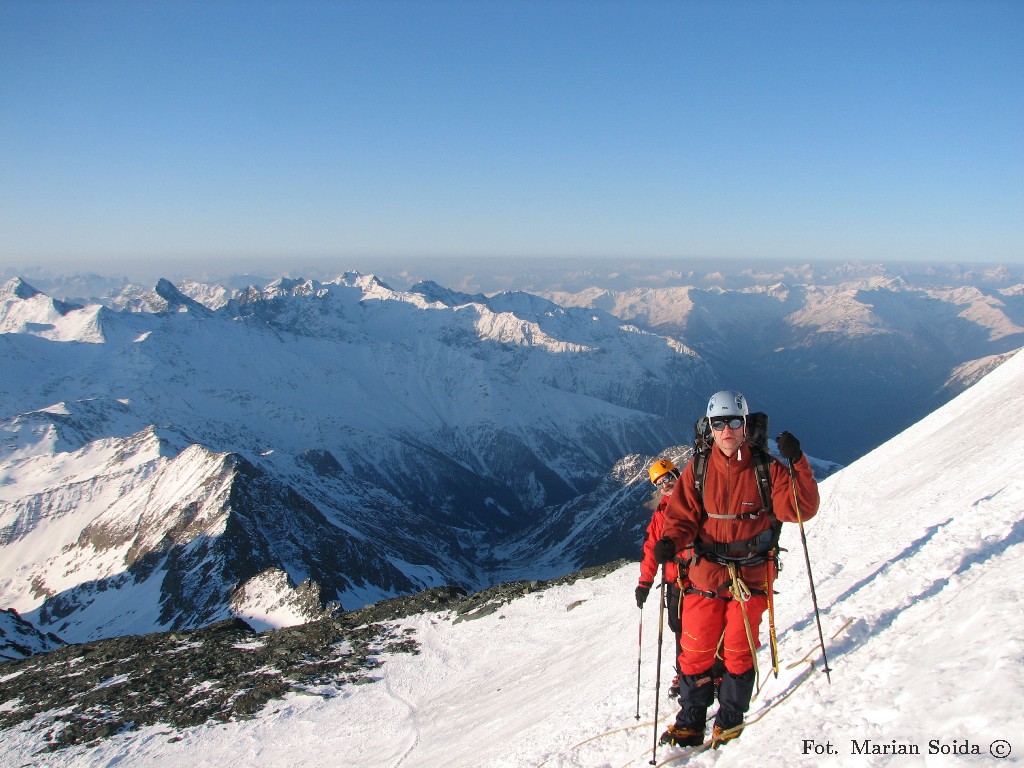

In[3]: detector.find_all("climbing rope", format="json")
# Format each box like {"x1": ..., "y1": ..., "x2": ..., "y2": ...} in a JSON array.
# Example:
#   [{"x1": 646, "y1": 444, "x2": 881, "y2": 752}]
[{"x1": 728, "y1": 563, "x2": 760, "y2": 690}]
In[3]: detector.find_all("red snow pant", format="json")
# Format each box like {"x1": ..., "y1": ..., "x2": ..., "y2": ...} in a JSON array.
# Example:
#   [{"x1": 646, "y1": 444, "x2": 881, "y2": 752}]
[{"x1": 677, "y1": 591, "x2": 768, "y2": 676}]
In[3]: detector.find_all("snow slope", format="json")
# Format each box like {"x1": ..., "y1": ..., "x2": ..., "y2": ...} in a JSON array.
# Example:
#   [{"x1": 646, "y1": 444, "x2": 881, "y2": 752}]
[{"x1": 3, "y1": 349, "x2": 1022, "y2": 766}]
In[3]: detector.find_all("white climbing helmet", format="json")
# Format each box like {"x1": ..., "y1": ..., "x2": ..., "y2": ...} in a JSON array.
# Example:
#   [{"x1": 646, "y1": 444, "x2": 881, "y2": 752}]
[{"x1": 706, "y1": 390, "x2": 749, "y2": 418}]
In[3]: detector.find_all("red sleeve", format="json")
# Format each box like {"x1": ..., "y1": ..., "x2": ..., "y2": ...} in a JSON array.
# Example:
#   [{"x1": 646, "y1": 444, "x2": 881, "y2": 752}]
[
  {"x1": 770, "y1": 454, "x2": 820, "y2": 523},
  {"x1": 638, "y1": 500, "x2": 666, "y2": 587},
  {"x1": 662, "y1": 458, "x2": 703, "y2": 550}
]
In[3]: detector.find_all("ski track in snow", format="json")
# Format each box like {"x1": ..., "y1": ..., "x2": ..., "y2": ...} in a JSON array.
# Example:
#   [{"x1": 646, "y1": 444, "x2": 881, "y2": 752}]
[{"x1": 384, "y1": 646, "x2": 422, "y2": 767}]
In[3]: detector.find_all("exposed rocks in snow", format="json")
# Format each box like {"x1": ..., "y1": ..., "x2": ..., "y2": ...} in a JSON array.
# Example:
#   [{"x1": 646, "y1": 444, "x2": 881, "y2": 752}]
[
  {"x1": 0, "y1": 609, "x2": 65, "y2": 661},
  {"x1": 0, "y1": 560, "x2": 628, "y2": 753}
]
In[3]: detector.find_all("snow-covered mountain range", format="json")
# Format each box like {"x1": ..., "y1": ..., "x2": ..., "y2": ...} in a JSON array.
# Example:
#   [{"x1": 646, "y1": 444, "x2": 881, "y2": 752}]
[
  {"x1": 1, "y1": 273, "x2": 715, "y2": 644},
  {"x1": 539, "y1": 275, "x2": 1024, "y2": 461},
  {"x1": 1, "y1": 340, "x2": 1021, "y2": 767},
  {"x1": 0, "y1": 266, "x2": 1019, "y2": 649}
]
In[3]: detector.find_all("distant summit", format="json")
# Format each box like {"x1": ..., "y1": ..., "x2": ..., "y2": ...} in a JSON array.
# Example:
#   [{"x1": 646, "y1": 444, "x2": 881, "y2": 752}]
[
  {"x1": 0, "y1": 276, "x2": 42, "y2": 301},
  {"x1": 154, "y1": 277, "x2": 210, "y2": 313}
]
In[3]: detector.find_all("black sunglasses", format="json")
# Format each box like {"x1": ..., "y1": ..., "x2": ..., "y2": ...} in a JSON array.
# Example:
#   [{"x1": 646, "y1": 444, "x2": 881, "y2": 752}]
[
  {"x1": 710, "y1": 416, "x2": 745, "y2": 431},
  {"x1": 654, "y1": 473, "x2": 677, "y2": 488}
]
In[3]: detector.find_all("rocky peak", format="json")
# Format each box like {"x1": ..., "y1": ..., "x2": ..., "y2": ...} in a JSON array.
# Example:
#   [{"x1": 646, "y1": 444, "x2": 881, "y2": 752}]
[
  {"x1": 154, "y1": 278, "x2": 208, "y2": 313},
  {"x1": 0, "y1": 277, "x2": 42, "y2": 301}
]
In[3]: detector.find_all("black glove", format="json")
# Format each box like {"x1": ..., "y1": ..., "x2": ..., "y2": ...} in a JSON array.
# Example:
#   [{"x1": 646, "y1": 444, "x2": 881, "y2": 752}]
[
  {"x1": 777, "y1": 431, "x2": 803, "y2": 462},
  {"x1": 653, "y1": 537, "x2": 676, "y2": 565},
  {"x1": 635, "y1": 585, "x2": 650, "y2": 608}
]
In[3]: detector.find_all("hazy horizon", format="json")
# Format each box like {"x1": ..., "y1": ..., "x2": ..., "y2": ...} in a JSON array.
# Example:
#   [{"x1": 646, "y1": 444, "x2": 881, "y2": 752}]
[{"x1": 5, "y1": 254, "x2": 1023, "y2": 301}]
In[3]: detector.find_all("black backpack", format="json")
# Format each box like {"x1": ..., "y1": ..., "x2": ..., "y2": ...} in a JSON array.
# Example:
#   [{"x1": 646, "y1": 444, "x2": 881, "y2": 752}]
[{"x1": 690, "y1": 412, "x2": 781, "y2": 565}]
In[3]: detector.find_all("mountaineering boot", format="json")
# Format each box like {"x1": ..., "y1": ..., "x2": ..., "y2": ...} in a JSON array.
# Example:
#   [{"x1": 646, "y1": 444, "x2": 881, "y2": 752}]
[
  {"x1": 713, "y1": 667, "x2": 756, "y2": 746},
  {"x1": 660, "y1": 724, "x2": 704, "y2": 748},
  {"x1": 711, "y1": 723, "x2": 743, "y2": 747},
  {"x1": 660, "y1": 668, "x2": 716, "y2": 747}
]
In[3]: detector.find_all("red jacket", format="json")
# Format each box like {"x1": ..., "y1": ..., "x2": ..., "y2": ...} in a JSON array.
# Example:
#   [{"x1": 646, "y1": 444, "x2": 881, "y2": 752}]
[
  {"x1": 663, "y1": 444, "x2": 820, "y2": 595},
  {"x1": 639, "y1": 498, "x2": 681, "y2": 588}
]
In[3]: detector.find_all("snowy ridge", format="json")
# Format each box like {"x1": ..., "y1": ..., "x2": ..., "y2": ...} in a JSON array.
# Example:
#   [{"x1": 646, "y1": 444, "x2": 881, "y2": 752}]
[
  {"x1": 0, "y1": 281, "x2": 105, "y2": 344},
  {"x1": 0, "y1": 352, "x2": 1022, "y2": 765},
  {"x1": 941, "y1": 349, "x2": 1020, "y2": 394},
  {"x1": 1, "y1": 439, "x2": 423, "y2": 643}
]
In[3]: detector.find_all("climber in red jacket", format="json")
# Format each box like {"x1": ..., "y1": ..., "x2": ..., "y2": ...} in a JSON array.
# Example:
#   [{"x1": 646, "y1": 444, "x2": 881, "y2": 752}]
[
  {"x1": 636, "y1": 457, "x2": 684, "y2": 695},
  {"x1": 653, "y1": 390, "x2": 819, "y2": 748}
]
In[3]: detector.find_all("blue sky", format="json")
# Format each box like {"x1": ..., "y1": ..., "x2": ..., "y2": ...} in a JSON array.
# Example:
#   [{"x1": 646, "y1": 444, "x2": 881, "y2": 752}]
[{"x1": 1, "y1": 0, "x2": 1022, "y2": 276}]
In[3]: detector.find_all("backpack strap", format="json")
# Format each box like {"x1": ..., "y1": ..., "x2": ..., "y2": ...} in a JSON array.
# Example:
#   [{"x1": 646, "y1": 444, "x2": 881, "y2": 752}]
[
  {"x1": 751, "y1": 446, "x2": 775, "y2": 515},
  {"x1": 692, "y1": 447, "x2": 710, "y2": 505}
]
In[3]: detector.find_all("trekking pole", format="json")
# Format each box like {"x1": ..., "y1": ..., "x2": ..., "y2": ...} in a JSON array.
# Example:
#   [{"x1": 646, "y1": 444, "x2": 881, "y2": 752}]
[
  {"x1": 649, "y1": 570, "x2": 666, "y2": 765},
  {"x1": 767, "y1": 576, "x2": 780, "y2": 679},
  {"x1": 635, "y1": 605, "x2": 643, "y2": 720},
  {"x1": 788, "y1": 459, "x2": 832, "y2": 684}
]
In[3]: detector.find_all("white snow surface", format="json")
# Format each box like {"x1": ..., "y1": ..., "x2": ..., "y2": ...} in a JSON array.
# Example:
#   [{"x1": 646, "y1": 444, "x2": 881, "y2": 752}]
[{"x1": 3, "y1": 351, "x2": 1024, "y2": 766}]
